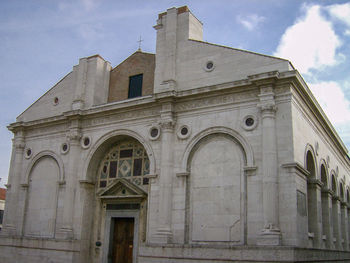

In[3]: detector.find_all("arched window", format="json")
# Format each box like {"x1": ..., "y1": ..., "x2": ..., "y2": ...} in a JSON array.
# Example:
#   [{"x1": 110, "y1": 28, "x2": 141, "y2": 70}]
[
  {"x1": 98, "y1": 139, "x2": 150, "y2": 189},
  {"x1": 306, "y1": 150, "x2": 319, "y2": 247}
]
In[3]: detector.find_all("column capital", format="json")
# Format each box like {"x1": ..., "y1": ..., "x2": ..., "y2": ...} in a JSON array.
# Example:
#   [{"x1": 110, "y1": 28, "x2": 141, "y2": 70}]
[
  {"x1": 307, "y1": 178, "x2": 323, "y2": 188},
  {"x1": 160, "y1": 120, "x2": 175, "y2": 131},
  {"x1": 66, "y1": 128, "x2": 82, "y2": 142}
]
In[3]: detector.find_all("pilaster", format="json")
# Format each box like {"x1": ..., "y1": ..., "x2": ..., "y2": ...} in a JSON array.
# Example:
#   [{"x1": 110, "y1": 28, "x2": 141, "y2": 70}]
[
  {"x1": 2, "y1": 129, "x2": 25, "y2": 236},
  {"x1": 321, "y1": 188, "x2": 335, "y2": 249},
  {"x1": 332, "y1": 195, "x2": 342, "y2": 249},
  {"x1": 307, "y1": 178, "x2": 323, "y2": 248},
  {"x1": 155, "y1": 101, "x2": 175, "y2": 243},
  {"x1": 341, "y1": 201, "x2": 349, "y2": 250},
  {"x1": 57, "y1": 115, "x2": 82, "y2": 239},
  {"x1": 256, "y1": 84, "x2": 281, "y2": 245}
]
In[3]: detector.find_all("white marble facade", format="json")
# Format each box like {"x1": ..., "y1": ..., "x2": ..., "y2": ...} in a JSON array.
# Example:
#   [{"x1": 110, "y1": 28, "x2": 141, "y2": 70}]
[{"x1": 1, "y1": 6, "x2": 350, "y2": 263}]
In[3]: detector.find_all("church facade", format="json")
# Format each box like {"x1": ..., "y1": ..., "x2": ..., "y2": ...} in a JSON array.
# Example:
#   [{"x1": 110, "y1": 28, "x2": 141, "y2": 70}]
[{"x1": 1, "y1": 6, "x2": 350, "y2": 263}]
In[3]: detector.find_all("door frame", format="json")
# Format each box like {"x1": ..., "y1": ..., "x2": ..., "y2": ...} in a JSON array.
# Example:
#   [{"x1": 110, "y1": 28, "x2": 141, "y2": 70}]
[{"x1": 103, "y1": 210, "x2": 139, "y2": 263}]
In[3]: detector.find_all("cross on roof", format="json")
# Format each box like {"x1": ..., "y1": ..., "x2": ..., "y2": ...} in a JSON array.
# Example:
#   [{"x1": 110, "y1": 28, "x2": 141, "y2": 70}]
[{"x1": 137, "y1": 36, "x2": 143, "y2": 51}]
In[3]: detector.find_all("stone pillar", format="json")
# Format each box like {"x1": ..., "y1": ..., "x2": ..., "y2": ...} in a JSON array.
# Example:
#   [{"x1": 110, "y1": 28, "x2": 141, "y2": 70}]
[
  {"x1": 322, "y1": 189, "x2": 334, "y2": 249},
  {"x1": 348, "y1": 206, "x2": 350, "y2": 250},
  {"x1": 155, "y1": 101, "x2": 175, "y2": 243},
  {"x1": 57, "y1": 116, "x2": 82, "y2": 239},
  {"x1": 257, "y1": 85, "x2": 281, "y2": 245},
  {"x1": 332, "y1": 195, "x2": 342, "y2": 249},
  {"x1": 72, "y1": 58, "x2": 88, "y2": 110},
  {"x1": 307, "y1": 178, "x2": 323, "y2": 248},
  {"x1": 341, "y1": 201, "x2": 349, "y2": 250},
  {"x1": 2, "y1": 129, "x2": 25, "y2": 235}
]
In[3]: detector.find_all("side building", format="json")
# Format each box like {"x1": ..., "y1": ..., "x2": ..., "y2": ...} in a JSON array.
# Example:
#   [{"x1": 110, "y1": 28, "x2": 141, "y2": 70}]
[{"x1": 1, "y1": 6, "x2": 350, "y2": 263}]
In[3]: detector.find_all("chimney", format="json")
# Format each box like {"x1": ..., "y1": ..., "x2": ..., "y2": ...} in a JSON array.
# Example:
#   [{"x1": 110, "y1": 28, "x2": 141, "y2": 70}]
[{"x1": 154, "y1": 6, "x2": 203, "y2": 93}]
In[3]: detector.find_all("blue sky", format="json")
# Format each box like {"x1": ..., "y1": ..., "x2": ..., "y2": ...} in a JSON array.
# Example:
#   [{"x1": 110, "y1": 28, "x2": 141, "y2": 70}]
[{"x1": 0, "y1": 0, "x2": 350, "y2": 186}]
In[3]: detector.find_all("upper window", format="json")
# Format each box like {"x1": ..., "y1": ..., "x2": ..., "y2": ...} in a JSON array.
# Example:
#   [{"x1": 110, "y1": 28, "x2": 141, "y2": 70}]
[
  {"x1": 128, "y1": 74, "x2": 143, "y2": 99},
  {"x1": 98, "y1": 140, "x2": 150, "y2": 189}
]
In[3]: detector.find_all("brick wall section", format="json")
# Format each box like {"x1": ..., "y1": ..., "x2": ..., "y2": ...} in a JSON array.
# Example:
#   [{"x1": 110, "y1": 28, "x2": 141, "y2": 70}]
[{"x1": 108, "y1": 51, "x2": 155, "y2": 103}]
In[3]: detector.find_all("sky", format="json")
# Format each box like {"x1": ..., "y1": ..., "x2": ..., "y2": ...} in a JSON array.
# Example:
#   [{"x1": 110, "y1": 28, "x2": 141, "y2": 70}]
[{"x1": 0, "y1": 0, "x2": 350, "y2": 187}]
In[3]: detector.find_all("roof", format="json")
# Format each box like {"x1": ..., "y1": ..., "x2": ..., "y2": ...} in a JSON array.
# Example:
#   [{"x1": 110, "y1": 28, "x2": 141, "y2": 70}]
[{"x1": 0, "y1": 188, "x2": 6, "y2": 200}]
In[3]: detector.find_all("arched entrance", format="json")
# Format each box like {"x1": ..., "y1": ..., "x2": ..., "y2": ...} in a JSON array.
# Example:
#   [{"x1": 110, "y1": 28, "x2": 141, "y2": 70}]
[{"x1": 86, "y1": 133, "x2": 153, "y2": 263}]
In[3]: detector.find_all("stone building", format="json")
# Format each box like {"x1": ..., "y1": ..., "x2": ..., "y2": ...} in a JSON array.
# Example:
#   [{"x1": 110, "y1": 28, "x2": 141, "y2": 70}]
[{"x1": 1, "y1": 6, "x2": 350, "y2": 263}]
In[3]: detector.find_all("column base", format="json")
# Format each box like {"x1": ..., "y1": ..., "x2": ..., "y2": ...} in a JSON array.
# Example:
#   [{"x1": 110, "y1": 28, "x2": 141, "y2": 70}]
[
  {"x1": 257, "y1": 227, "x2": 282, "y2": 246},
  {"x1": 154, "y1": 227, "x2": 173, "y2": 243},
  {"x1": 56, "y1": 227, "x2": 74, "y2": 239}
]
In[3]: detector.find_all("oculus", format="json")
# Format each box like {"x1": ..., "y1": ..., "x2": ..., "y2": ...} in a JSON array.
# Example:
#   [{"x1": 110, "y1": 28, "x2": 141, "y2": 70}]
[
  {"x1": 177, "y1": 125, "x2": 191, "y2": 139},
  {"x1": 149, "y1": 126, "x2": 160, "y2": 140},
  {"x1": 81, "y1": 136, "x2": 92, "y2": 149},
  {"x1": 204, "y1": 61, "x2": 215, "y2": 72},
  {"x1": 25, "y1": 148, "x2": 32, "y2": 159},
  {"x1": 242, "y1": 115, "x2": 258, "y2": 131},
  {"x1": 61, "y1": 142, "x2": 69, "y2": 154}
]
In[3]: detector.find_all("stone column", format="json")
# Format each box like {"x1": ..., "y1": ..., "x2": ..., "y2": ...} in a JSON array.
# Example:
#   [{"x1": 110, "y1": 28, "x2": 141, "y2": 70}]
[
  {"x1": 332, "y1": 195, "x2": 342, "y2": 249},
  {"x1": 348, "y1": 205, "x2": 350, "y2": 250},
  {"x1": 156, "y1": 101, "x2": 175, "y2": 243},
  {"x1": 257, "y1": 85, "x2": 281, "y2": 245},
  {"x1": 57, "y1": 117, "x2": 82, "y2": 239},
  {"x1": 322, "y1": 189, "x2": 334, "y2": 249},
  {"x1": 341, "y1": 201, "x2": 349, "y2": 250},
  {"x1": 2, "y1": 129, "x2": 25, "y2": 235},
  {"x1": 307, "y1": 178, "x2": 323, "y2": 248}
]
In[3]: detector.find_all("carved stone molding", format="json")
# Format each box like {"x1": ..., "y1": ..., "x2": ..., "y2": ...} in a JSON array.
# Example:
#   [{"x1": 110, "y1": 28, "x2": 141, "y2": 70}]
[
  {"x1": 160, "y1": 120, "x2": 175, "y2": 131},
  {"x1": 66, "y1": 128, "x2": 82, "y2": 142},
  {"x1": 244, "y1": 166, "x2": 257, "y2": 176}
]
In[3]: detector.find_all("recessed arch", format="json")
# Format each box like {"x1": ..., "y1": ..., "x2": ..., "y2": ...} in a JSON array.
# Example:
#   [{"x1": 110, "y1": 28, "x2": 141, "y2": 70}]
[
  {"x1": 320, "y1": 159, "x2": 328, "y2": 189},
  {"x1": 181, "y1": 126, "x2": 254, "y2": 172},
  {"x1": 186, "y1": 132, "x2": 246, "y2": 244},
  {"x1": 331, "y1": 171, "x2": 338, "y2": 195},
  {"x1": 84, "y1": 129, "x2": 156, "y2": 183},
  {"x1": 305, "y1": 144, "x2": 317, "y2": 179},
  {"x1": 24, "y1": 150, "x2": 64, "y2": 184},
  {"x1": 23, "y1": 155, "x2": 60, "y2": 238}
]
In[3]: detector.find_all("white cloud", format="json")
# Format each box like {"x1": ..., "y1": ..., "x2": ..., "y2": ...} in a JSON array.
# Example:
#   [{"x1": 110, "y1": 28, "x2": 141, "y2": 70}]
[
  {"x1": 274, "y1": 5, "x2": 341, "y2": 74},
  {"x1": 237, "y1": 14, "x2": 265, "y2": 31},
  {"x1": 309, "y1": 81, "x2": 350, "y2": 124},
  {"x1": 328, "y1": 3, "x2": 350, "y2": 27}
]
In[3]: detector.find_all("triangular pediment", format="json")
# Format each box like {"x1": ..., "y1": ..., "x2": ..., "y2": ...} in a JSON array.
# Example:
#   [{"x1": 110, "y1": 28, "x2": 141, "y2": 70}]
[{"x1": 97, "y1": 178, "x2": 147, "y2": 201}]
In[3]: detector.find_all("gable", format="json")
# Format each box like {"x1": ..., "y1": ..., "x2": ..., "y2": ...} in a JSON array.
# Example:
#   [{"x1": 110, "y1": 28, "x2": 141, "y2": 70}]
[
  {"x1": 16, "y1": 71, "x2": 75, "y2": 122},
  {"x1": 98, "y1": 178, "x2": 147, "y2": 202},
  {"x1": 174, "y1": 40, "x2": 294, "y2": 92},
  {"x1": 108, "y1": 51, "x2": 155, "y2": 103}
]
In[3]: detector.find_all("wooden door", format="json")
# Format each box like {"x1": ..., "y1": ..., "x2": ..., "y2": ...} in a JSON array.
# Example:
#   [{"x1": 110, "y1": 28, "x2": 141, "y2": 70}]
[{"x1": 112, "y1": 218, "x2": 134, "y2": 263}]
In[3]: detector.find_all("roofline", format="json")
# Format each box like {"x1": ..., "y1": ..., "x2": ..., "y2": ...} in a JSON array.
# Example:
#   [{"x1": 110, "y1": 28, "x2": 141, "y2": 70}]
[
  {"x1": 111, "y1": 50, "x2": 155, "y2": 70},
  {"x1": 16, "y1": 70, "x2": 73, "y2": 122},
  {"x1": 189, "y1": 39, "x2": 294, "y2": 67}
]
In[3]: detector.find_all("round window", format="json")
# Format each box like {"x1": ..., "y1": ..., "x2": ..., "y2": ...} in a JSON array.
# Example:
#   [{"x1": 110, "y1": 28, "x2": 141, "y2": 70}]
[
  {"x1": 150, "y1": 128, "x2": 158, "y2": 138},
  {"x1": 204, "y1": 61, "x2": 215, "y2": 72},
  {"x1": 81, "y1": 136, "x2": 92, "y2": 149},
  {"x1": 177, "y1": 125, "x2": 191, "y2": 139},
  {"x1": 61, "y1": 142, "x2": 69, "y2": 154},
  {"x1": 53, "y1": 97, "x2": 59, "y2": 105},
  {"x1": 242, "y1": 115, "x2": 258, "y2": 131},
  {"x1": 245, "y1": 117, "x2": 254, "y2": 127},
  {"x1": 181, "y1": 127, "x2": 188, "y2": 135},
  {"x1": 149, "y1": 126, "x2": 160, "y2": 140}
]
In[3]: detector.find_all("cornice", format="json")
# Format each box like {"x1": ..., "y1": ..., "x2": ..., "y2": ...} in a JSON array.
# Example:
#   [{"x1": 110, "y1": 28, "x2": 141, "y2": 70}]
[{"x1": 285, "y1": 71, "x2": 349, "y2": 159}]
